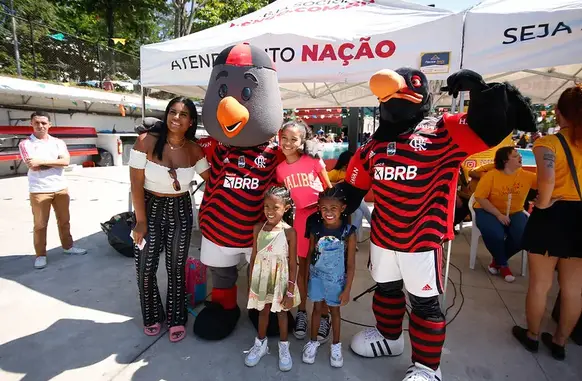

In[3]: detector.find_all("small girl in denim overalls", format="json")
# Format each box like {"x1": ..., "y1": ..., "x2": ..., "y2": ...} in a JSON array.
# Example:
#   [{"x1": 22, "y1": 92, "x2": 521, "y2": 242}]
[{"x1": 302, "y1": 188, "x2": 356, "y2": 368}]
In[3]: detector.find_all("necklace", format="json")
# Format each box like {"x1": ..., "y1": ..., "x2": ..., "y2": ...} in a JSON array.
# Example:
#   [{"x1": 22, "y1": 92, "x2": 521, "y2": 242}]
[{"x1": 167, "y1": 139, "x2": 185, "y2": 150}]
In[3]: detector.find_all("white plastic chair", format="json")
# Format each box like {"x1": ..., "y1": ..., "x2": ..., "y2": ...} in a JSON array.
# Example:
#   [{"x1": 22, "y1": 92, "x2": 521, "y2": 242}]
[{"x1": 468, "y1": 194, "x2": 528, "y2": 276}]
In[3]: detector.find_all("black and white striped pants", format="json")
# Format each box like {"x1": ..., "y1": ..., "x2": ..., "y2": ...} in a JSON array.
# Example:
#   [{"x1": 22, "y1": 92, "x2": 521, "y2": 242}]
[{"x1": 135, "y1": 190, "x2": 193, "y2": 328}]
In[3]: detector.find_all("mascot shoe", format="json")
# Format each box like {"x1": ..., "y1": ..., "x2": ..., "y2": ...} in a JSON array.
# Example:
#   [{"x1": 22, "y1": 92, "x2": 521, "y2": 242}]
[
  {"x1": 403, "y1": 363, "x2": 442, "y2": 381},
  {"x1": 350, "y1": 327, "x2": 404, "y2": 358}
]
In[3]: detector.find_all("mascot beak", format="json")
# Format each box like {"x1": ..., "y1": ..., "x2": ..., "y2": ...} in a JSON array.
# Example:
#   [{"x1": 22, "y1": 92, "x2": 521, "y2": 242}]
[
  {"x1": 369, "y1": 69, "x2": 423, "y2": 104},
  {"x1": 216, "y1": 96, "x2": 250, "y2": 138}
]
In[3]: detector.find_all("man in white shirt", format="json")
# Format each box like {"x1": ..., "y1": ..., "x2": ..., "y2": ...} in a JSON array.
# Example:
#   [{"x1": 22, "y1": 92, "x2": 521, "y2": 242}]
[{"x1": 18, "y1": 111, "x2": 87, "y2": 269}]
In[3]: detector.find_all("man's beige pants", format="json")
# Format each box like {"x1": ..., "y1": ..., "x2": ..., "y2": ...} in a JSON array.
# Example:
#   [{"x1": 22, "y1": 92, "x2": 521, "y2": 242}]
[{"x1": 29, "y1": 189, "x2": 73, "y2": 257}]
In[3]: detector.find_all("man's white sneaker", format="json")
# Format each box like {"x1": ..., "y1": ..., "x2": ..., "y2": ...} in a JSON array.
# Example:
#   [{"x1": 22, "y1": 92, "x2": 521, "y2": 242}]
[
  {"x1": 64, "y1": 247, "x2": 87, "y2": 255},
  {"x1": 330, "y1": 342, "x2": 343, "y2": 368},
  {"x1": 350, "y1": 327, "x2": 404, "y2": 357},
  {"x1": 244, "y1": 337, "x2": 269, "y2": 367},
  {"x1": 302, "y1": 340, "x2": 320, "y2": 364},
  {"x1": 34, "y1": 256, "x2": 47, "y2": 269},
  {"x1": 402, "y1": 362, "x2": 442, "y2": 381},
  {"x1": 278, "y1": 341, "x2": 292, "y2": 371}
]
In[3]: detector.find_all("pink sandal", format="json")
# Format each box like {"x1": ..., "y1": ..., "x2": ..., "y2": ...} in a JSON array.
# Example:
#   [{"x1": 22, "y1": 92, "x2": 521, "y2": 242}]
[
  {"x1": 144, "y1": 323, "x2": 161, "y2": 336},
  {"x1": 169, "y1": 325, "x2": 186, "y2": 342}
]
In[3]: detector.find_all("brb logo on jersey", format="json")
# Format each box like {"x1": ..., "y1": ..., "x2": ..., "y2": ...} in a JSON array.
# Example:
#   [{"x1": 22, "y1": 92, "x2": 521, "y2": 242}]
[
  {"x1": 223, "y1": 174, "x2": 259, "y2": 189},
  {"x1": 373, "y1": 165, "x2": 418, "y2": 181}
]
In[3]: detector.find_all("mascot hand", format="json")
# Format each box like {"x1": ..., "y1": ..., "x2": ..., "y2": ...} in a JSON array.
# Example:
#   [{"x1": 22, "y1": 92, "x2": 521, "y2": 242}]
[
  {"x1": 441, "y1": 69, "x2": 487, "y2": 98},
  {"x1": 134, "y1": 117, "x2": 162, "y2": 134}
]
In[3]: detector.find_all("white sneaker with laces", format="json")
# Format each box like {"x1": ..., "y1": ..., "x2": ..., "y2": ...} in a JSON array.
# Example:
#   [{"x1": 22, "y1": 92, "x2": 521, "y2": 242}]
[
  {"x1": 330, "y1": 342, "x2": 343, "y2": 368},
  {"x1": 64, "y1": 247, "x2": 87, "y2": 255},
  {"x1": 34, "y1": 256, "x2": 47, "y2": 269},
  {"x1": 278, "y1": 341, "x2": 292, "y2": 371},
  {"x1": 402, "y1": 362, "x2": 442, "y2": 381},
  {"x1": 244, "y1": 337, "x2": 269, "y2": 367},
  {"x1": 350, "y1": 327, "x2": 404, "y2": 357},
  {"x1": 302, "y1": 340, "x2": 320, "y2": 364}
]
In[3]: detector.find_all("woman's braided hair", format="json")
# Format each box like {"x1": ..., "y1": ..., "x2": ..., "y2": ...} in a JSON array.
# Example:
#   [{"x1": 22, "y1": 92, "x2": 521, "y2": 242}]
[
  {"x1": 265, "y1": 186, "x2": 294, "y2": 226},
  {"x1": 316, "y1": 187, "x2": 349, "y2": 223}
]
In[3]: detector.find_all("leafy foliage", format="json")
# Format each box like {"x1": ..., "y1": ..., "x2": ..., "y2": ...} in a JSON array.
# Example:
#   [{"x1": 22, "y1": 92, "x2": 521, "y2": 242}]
[{"x1": 1, "y1": 0, "x2": 272, "y2": 85}]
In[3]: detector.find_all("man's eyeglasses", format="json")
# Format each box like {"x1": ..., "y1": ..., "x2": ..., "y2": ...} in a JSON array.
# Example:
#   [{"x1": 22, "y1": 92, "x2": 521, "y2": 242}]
[{"x1": 168, "y1": 168, "x2": 181, "y2": 192}]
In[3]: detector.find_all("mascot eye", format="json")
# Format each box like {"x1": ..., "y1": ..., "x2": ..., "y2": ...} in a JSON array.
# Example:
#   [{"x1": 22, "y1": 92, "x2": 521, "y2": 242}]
[
  {"x1": 411, "y1": 75, "x2": 422, "y2": 88},
  {"x1": 241, "y1": 87, "x2": 252, "y2": 101},
  {"x1": 218, "y1": 84, "x2": 228, "y2": 98}
]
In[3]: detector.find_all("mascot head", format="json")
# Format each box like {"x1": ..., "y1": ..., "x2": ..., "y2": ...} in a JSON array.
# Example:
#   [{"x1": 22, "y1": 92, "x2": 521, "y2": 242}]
[
  {"x1": 202, "y1": 43, "x2": 283, "y2": 147},
  {"x1": 369, "y1": 68, "x2": 432, "y2": 138}
]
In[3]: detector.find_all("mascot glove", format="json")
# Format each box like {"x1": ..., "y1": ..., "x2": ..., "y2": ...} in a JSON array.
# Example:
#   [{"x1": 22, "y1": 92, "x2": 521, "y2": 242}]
[
  {"x1": 440, "y1": 69, "x2": 487, "y2": 98},
  {"x1": 135, "y1": 117, "x2": 163, "y2": 135}
]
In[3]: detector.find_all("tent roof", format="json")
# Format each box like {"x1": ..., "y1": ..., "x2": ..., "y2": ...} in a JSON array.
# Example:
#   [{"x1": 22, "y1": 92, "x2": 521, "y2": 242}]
[
  {"x1": 140, "y1": 0, "x2": 464, "y2": 107},
  {"x1": 460, "y1": 0, "x2": 582, "y2": 103}
]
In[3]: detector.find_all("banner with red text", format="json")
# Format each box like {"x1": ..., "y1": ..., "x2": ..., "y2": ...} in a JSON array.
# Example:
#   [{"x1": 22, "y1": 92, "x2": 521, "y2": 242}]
[{"x1": 141, "y1": 0, "x2": 463, "y2": 93}]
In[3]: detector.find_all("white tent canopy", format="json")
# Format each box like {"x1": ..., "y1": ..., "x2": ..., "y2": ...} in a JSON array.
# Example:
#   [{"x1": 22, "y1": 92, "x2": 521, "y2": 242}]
[
  {"x1": 140, "y1": 0, "x2": 464, "y2": 108},
  {"x1": 461, "y1": 0, "x2": 582, "y2": 104}
]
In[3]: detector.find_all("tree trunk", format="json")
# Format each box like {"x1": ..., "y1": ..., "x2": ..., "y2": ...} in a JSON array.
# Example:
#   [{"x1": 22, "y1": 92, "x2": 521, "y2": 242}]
[
  {"x1": 106, "y1": 0, "x2": 115, "y2": 48},
  {"x1": 184, "y1": 0, "x2": 197, "y2": 35},
  {"x1": 173, "y1": 2, "x2": 181, "y2": 38}
]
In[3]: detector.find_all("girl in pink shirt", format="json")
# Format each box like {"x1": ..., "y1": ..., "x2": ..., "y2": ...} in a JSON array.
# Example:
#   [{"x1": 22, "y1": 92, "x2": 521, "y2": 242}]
[{"x1": 276, "y1": 120, "x2": 332, "y2": 341}]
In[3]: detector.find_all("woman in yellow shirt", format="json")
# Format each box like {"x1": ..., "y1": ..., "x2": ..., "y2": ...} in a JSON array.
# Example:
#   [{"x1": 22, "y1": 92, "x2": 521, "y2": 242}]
[
  {"x1": 514, "y1": 85, "x2": 582, "y2": 360},
  {"x1": 473, "y1": 147, "x2": 536, "y2": 282}
]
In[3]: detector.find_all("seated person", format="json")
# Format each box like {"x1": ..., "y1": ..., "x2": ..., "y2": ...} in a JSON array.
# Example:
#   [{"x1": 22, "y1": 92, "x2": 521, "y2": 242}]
[{"x1": 473, "y1": 147, "x2": 537, "y2": 282}]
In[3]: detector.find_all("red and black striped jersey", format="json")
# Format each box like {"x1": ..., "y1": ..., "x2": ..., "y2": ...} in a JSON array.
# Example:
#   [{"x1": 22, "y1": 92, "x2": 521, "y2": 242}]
[
  {"x1": 345, "y1": 113, "x2": 489, "y2": 252},
  {"x1": 199, "y1": 137, "x2": 285, "y2": 248}
]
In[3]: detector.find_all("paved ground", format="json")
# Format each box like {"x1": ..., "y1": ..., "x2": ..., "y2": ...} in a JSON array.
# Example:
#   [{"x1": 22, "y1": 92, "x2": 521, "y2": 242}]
[{"x1": 1, "y1": 167, "x2": 581, "y2": 381}]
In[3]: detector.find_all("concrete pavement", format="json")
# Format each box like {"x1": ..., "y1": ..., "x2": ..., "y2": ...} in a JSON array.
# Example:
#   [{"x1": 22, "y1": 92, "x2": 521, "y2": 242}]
[{"x1": 1, "y1": 167, "x2": 581, "y2": 381}]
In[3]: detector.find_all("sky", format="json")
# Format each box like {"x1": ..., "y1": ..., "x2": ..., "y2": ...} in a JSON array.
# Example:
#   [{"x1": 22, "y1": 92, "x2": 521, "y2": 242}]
[{"x1": 399, "y1": 0, "x2": 481, "y2": 11}]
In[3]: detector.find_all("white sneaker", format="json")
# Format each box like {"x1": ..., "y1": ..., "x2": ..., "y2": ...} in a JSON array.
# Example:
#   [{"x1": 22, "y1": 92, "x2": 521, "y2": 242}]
[
  {"x1": 302, "y1": 340, "x2": 320, "y2": 364},
  {"x1": 64, "y1": 247, "x2": 87, "y2": 255},
  {"x1": 350, "y1": 327, "x2": 404, "y2": 357},
  {"x1": 34, "y1": 256, "x2": 47, "y2": 269},
  {"x1": 278, "y1": 341, "x2": 292, "y2": 371},
  {"x1": 403, "y1": 362, "x2": 442, "y2": 381},
  {"x1": 244, "y1": 337, "x2": 269, "y2": 367},
  {"x1": 330, "y1": 342, "x2": 343, "y2": 368}
]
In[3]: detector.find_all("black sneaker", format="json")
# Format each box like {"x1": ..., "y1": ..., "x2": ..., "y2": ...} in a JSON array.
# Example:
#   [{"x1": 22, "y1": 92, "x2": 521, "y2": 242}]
[
  {"x1": 541, "y1": 332, "x2": 565, "y2": 360},
  {"x1": 317, "y1": 315, "x2": 331, "y2": 343},
  {"x1": 512, "y1": 326, "x2": 539, "y2": 353},
  {"x1": 294, "y1": 311, "x2": 308, "y2": 340}
]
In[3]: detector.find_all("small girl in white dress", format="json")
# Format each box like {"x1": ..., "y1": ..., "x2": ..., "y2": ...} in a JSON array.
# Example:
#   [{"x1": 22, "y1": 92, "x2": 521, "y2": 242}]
[{"x1": 245, "y1": 186, "x2": 300, "y2": 371}]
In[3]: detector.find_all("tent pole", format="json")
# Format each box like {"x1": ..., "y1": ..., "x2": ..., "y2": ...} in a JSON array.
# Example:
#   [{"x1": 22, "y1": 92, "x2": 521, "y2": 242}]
[
  {"x1": 141, "y1": 86, "x2": 146, "y2": 122},
  {"x1": 348, "y1": 107, "x2": 359, "y2": 152}
]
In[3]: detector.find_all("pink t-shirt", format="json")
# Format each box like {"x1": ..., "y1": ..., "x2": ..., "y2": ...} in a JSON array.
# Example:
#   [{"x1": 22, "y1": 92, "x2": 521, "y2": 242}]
[{"x1": 276, "y1": 155, "x2": 325, "y2": 209}]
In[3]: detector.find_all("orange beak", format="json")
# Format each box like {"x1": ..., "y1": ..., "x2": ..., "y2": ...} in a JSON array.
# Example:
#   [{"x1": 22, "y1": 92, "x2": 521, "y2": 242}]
[
  {"x1": 216, "y1": 96, "x2": 250, "y2": 138},
  {"x1": 369, "y1": 69, "x2": 423, "y2": 104}
]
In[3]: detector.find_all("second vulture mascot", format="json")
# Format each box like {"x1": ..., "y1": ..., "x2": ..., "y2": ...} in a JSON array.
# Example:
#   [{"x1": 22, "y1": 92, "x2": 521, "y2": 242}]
[{"x1": 337, "y1": 68, "x2": 536, "y2": 381}]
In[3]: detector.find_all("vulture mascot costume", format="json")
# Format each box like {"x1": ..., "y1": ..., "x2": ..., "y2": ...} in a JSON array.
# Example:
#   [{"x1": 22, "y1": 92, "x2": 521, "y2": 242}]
[
  {"x1": 193, "y1": 43, "x2": 292, "y2": 340},
  {"x1": 337, "y1": 68, "x2": 536, "y2": 381}
]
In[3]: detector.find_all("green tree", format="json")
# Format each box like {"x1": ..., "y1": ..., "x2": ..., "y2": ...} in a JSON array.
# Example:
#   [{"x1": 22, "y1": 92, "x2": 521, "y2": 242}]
[
  {"x1": 192, "y1": 0, "x2": 268, "y2": 33},
  {"x1": 166, "y1": 0, "x2": 269, "y2": 38}
]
